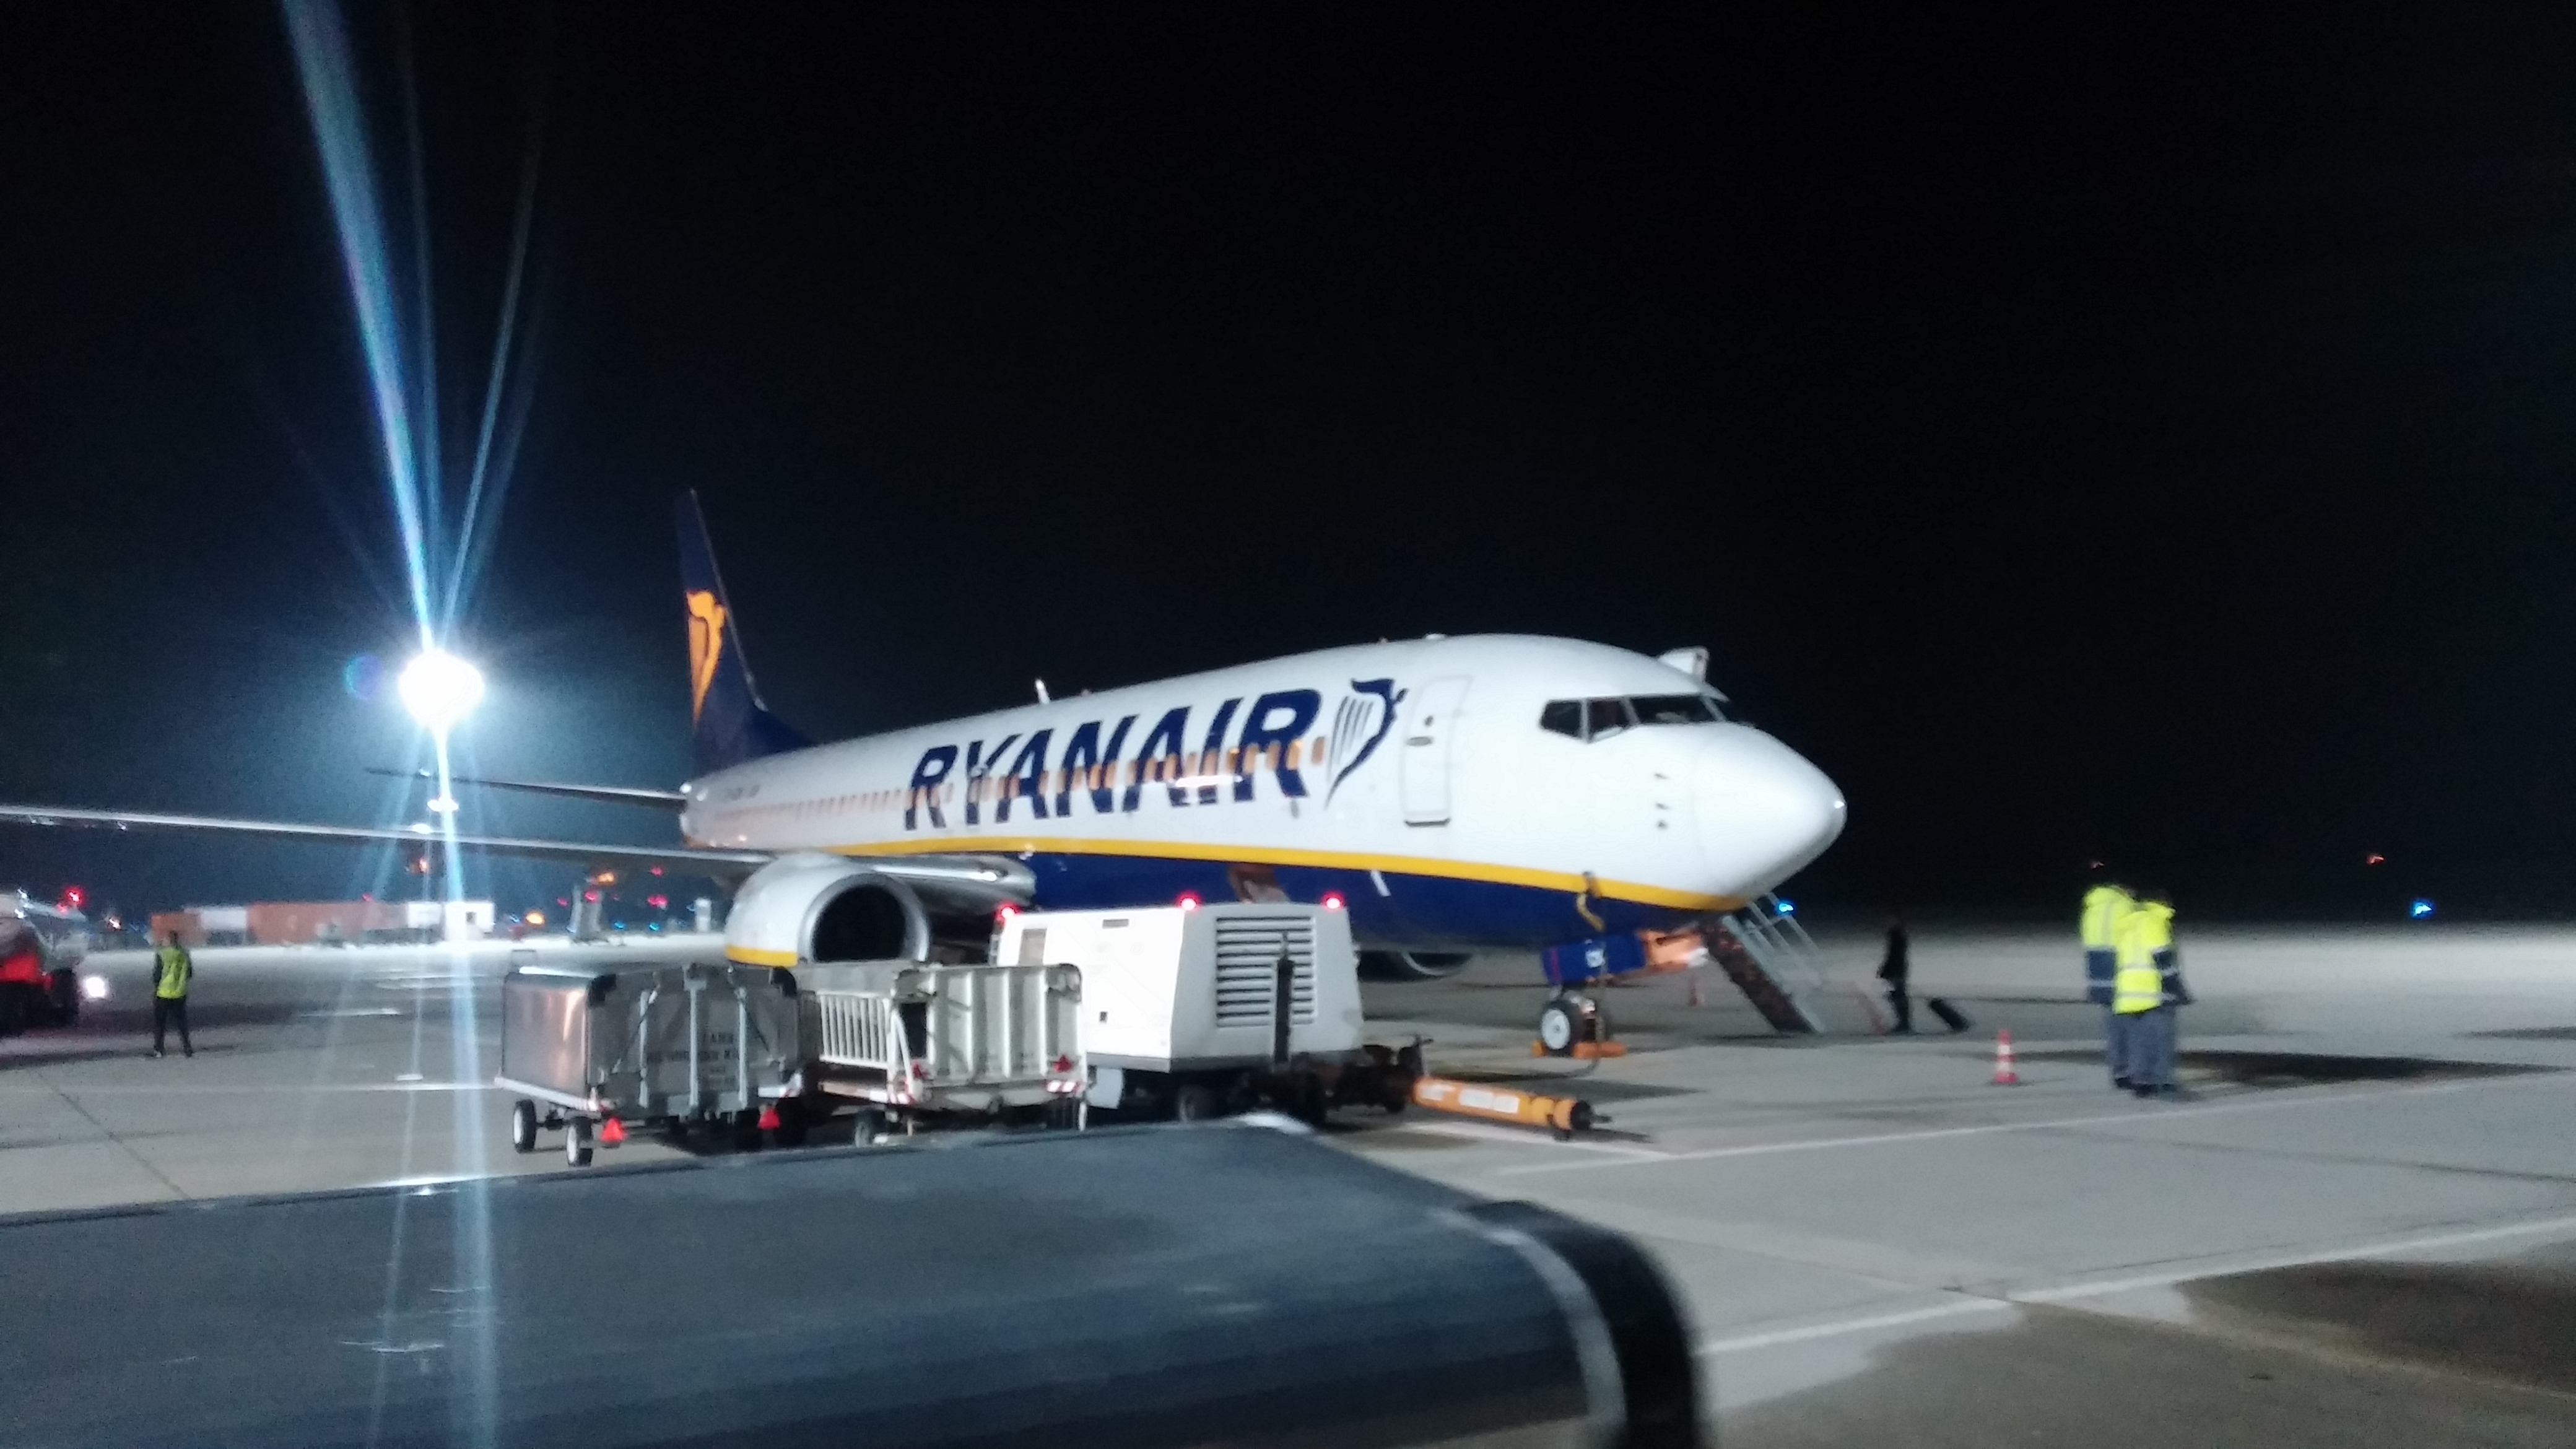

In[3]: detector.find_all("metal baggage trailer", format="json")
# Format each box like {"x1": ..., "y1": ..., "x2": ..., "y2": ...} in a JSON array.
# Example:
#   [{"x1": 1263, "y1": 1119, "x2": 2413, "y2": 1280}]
[
  {"x1": 495, "y1": 960, "x2": 801, "y2": 1165},
  {"x1": 792, "y1": 960, "x2": 1086, "y2": 1138}
]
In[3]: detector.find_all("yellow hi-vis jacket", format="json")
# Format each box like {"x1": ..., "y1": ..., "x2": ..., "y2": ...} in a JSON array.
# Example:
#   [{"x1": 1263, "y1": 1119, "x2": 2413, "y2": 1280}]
[
  {"x1": 154, "y1": 946, "x2": 192, "y2": 1000},
  {"x1": 2112, "y1": 902, "x2": 2174, "y2": 1014},
  {"x1": 2081, "y1": 885, "x2": 2135, "y2": 951}
]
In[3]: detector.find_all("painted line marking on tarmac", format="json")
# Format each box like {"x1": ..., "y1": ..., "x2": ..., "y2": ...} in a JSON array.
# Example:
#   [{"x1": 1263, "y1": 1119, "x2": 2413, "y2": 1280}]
[
  {"x1": 1500, "y1": 1073, "x2": 2544, "y2": 1177},
  {"x1": 1697, "y1": 1209, "x2": 2576, "y2": 1357},
  {"x1": 2016, "y1": 1211, "x2": 2576, "y2": 1305},
  {"x1": 1697, "y1": 1299, "x2": 2014, "y2": 1354}
]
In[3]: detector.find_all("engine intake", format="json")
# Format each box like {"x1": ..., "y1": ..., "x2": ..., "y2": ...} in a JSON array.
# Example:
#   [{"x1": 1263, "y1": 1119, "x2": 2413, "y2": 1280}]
[{"x1": 724, "y1": 853, "x2": 933, "y2": 966}]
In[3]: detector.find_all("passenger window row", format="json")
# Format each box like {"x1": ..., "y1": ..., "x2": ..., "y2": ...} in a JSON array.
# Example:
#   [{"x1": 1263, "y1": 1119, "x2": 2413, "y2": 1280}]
[
  {"x1": 709, "y1": 733, "x2": 1339, "y2": 829},
  {"x1": 1538, "y1": 693, "x2": 1727, "y2": 741}
]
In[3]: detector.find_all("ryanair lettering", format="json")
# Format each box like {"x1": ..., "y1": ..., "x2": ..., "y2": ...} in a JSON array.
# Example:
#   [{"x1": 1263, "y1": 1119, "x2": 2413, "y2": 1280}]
[{"x1": 902, "y1": 685, "x2": 1347, "y2": 833}]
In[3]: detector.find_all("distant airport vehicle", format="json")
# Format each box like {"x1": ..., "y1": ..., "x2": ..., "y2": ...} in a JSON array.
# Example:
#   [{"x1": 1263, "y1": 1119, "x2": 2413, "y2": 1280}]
[
  {"x1": 0, "y1": 890, "x2": 88, "y2": 1034},
  {"x1": 0, "y1": 495, "x2": 1845, "y2": 1032}
]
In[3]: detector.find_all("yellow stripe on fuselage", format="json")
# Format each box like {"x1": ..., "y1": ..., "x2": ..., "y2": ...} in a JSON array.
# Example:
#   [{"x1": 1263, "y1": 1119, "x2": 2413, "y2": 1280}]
[
  {"x1": 725, "y1": 945, "x2": 798, "y2": 967},
  {"x1": 792, "y1": 833, "x2": 1738, "y2": 913}
]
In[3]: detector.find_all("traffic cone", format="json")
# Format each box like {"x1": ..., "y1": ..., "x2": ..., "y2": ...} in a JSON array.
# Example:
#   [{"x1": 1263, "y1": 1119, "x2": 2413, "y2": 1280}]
[
  {"x1": 1991, "y1": 1030, "x2": 2022, "y2": 1087},
  {"x1": 757, "y1": 1104, "x2": 782, "y2": 1132},
  {"x1": 600, "y1": 1116, "x2": 627, "y2": 1146}
]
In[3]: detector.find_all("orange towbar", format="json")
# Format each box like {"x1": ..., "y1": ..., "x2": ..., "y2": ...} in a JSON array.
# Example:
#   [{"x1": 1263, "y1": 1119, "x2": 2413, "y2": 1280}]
[{"x1": 1412, "y1": 1076, "x2": 1599, "y2": 1139}]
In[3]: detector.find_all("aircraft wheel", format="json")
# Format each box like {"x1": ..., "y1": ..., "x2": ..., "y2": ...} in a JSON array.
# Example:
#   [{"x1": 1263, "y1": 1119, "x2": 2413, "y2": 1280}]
[
  {"x1": 1537, "y1": 998, "x2": 1582, "y2": 1055},
  {"x1": 1173, "y1": 1084, "x2": 1220, "y2": 1121},
  {"x1": 510, "y1": 1100, "x2": 538, "y2": 1154},
  {"x1": 565, "y1": 1116, "x2": 594, "y2": 1167}
]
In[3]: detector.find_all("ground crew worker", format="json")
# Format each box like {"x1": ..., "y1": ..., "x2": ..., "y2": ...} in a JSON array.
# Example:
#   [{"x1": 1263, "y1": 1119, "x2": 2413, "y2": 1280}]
[
  {"x1": 2082, "y1": 877, "x2": 2136, "y2": 1087},
  {"x1": 2112, "y1": 891, "x2": 2188, "y2": 1099},
  {"x1": 1877, "y1": 921, "x2": 1913, "y2": 1033},
  {"x1": 150, "y1": 932, "x2": 193, "y2": 1059}
]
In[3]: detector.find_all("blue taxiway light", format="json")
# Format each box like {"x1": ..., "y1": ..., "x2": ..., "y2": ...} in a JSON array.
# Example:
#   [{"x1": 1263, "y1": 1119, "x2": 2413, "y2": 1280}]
[{"x1": 2409, "y1": 899, "x2": 2435, "y2": 920}]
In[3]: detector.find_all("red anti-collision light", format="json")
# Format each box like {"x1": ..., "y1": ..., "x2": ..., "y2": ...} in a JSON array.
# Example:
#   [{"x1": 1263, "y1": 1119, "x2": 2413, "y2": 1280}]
[
  {"x1": 1177, "y1": 892, "x2": 1201, "y2": 912},
  {"x1": 1320, "y1": 892, "x2": 1346, "y2": 910}
]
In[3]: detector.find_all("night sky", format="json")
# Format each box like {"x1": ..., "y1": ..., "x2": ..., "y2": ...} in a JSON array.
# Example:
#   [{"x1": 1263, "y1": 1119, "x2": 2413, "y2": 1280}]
[{"x1": 7, "y1": 5, "x2": 2576, "y2": 924}]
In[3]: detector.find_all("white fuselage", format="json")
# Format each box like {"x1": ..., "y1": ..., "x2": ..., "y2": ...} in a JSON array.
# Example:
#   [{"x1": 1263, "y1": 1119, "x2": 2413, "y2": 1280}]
[{"x1": 680, "y1": 635, "x2": 1843, "y2": 949}]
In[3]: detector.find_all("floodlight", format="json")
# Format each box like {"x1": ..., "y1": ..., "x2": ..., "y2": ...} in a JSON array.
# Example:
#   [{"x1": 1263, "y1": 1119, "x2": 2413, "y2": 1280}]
[{"x1": 398, "y1": 649, "x2": 485, "y2": 735}]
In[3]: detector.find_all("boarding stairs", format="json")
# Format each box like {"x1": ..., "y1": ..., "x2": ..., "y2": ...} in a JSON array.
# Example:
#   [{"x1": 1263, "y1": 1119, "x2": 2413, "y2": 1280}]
[{"x1": 1707, "y1": 896, "x2": 1870, "y2": 1035}]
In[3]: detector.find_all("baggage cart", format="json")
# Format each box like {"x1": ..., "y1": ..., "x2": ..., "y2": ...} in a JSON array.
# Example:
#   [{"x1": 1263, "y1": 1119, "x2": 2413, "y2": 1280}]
[
  {"x1": 792, "y1": 960, "x2": 1086, "y2": 1138},
  {"x1": 495, "y1": 959, "x2": 801, "y2": 1165}
]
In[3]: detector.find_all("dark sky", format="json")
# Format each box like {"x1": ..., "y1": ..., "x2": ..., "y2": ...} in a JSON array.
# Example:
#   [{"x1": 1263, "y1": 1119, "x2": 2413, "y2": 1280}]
[{"x1": 6, "y1": 4, "x2": 2576, "y2": 921}]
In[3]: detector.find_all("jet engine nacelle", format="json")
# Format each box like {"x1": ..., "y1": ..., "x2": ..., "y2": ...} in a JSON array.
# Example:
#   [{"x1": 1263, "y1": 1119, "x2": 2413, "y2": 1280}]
[
  {"x1": 724, "y1": 853, "x2": 933, "y2": 966},
  {"x1": 1358, "y1": 950, "x2": 1473, "y2": 981}
]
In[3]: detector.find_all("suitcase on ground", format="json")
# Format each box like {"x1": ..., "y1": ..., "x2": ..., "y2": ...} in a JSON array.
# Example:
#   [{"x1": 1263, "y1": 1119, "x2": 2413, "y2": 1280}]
[{"x1": 1925, "y1": 996, "x2": 1970, "y2": 1032}]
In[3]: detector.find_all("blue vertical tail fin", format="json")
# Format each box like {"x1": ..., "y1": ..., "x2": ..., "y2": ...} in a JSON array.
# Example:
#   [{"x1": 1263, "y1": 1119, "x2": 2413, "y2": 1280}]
[{"x1": 677, "y1": 492, "x2": 810, "y2": 775}]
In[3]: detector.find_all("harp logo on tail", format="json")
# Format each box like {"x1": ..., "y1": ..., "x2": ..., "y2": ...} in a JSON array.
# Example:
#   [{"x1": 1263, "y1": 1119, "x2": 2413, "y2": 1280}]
[{"x1": 686, "y1": 589, "x2": 727, "y2": 722}]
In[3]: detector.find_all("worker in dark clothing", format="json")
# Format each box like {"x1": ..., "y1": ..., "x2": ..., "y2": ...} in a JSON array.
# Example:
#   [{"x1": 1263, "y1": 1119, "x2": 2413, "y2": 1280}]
[
  {"x1": 1877, "y1": 923, "x2": 1913, "y2": 1033},
  {"x1": 150, "y1": 933, "x2": 193, "y2": 1059}
]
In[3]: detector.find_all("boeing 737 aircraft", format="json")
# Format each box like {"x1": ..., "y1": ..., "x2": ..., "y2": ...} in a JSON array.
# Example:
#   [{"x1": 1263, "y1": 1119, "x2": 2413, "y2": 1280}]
[{"x1": 0, "y1": 496, "x2": 1845, "y2": 993}]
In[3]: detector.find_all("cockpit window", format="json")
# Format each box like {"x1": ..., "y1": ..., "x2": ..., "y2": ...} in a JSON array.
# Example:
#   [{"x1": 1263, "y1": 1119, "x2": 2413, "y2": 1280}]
[
  {"x1": 1541, "y1": 693, "x2": 1731, "y2": 740},
  {"x1": 1628, "y1": 694, "x2": 1722, "y2": 725}
]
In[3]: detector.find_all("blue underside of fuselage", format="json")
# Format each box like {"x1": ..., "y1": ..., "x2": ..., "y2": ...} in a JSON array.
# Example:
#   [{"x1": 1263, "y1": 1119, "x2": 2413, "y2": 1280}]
[{"x1": 1011, "y1": 852, "x2": 1699, "y2": 951}]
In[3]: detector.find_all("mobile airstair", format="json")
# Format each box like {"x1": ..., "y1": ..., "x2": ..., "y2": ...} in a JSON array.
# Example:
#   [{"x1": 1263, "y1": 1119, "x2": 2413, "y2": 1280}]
[{"x1": 1707, "y1": 895, "x2": 1882, "y2": 1035}]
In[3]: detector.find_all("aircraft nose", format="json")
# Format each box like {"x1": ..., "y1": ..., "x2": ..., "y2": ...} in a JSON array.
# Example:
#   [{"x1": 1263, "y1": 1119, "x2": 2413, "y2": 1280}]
[{"x1": 1694, "y1": 726, "x2": 1847, "y2": 898}]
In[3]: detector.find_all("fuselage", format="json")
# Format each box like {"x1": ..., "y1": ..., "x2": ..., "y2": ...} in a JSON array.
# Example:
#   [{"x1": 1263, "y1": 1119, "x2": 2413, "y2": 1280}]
[{"x1": 679, "y1": 635, "x2": 1845, "y2": 950}]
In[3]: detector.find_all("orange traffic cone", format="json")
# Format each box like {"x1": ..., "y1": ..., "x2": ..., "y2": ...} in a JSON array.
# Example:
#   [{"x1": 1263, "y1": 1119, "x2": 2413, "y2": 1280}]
[
  {"x1": 1991, "y1": 1030, "x2": 2022, "y2": 1086},
  {"x1": 757, "y1": 1104, "x2": 782, "y2": 1132},
  {"x1": 600, "y1": 1116, "x2": 627, "y2": 1146}
]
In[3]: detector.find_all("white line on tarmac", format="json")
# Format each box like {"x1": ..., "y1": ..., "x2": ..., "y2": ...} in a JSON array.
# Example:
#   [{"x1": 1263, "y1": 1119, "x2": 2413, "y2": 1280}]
[
  {"x1": 1697, "y1": 1209, "x2": 2576, "y2": 1357},
  {"x1": 1499, "y1": 1073, "x2": 2543, "y2": 1177},
  {"x1": 1697, "y1": 1299, "x2": 2015, "y2": 1354},
  {"x1": 2016, "y1": 1211, "x2": 2576, "y2": 1305}
]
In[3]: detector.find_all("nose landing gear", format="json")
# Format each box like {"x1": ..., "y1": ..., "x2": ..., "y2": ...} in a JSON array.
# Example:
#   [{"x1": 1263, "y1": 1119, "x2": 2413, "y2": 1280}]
[{"x1": 1534, "y1": 992, "x2": 1625, "y2": 1059}]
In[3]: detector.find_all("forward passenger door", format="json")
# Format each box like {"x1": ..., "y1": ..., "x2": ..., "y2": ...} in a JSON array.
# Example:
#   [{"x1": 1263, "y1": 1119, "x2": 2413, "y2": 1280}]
[{"x1": 1399, "y1": 676, "x2": 1472, "y2": 825}]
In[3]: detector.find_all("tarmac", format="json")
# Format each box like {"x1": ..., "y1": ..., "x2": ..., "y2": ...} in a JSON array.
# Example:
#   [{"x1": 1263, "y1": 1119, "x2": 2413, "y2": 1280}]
[{"x1": 7, "y1": 923, "x2": 2575, "y2": 1445}]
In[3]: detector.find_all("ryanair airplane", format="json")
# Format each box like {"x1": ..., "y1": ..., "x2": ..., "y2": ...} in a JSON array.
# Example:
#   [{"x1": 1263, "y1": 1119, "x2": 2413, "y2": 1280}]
[{"x1": 0, "y1": 497, "x2": 1845, "y2": 986}]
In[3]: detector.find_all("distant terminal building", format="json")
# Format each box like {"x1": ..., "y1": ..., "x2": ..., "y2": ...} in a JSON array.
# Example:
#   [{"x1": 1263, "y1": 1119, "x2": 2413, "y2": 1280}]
[{"x1": 147, "y1": 900, "x2": 494, "y2": 947}]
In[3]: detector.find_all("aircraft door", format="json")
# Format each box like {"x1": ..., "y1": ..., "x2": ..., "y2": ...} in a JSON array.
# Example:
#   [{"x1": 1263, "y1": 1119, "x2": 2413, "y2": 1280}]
[{"x1": 1399, "y1": 676, "x2": 1472, "y2": 825}]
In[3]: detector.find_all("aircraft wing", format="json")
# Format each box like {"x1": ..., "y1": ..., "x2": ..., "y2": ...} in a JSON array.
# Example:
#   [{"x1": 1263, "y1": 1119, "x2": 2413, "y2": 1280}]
[
  {"x1": 364, "y1": 768, "x2": 690, "y2": 811},
  {"x1": 0, "y1": 804, "x2": 1033, "y2": 909},
  {"x1": 0, "y1": 803, "x2": 773, "y2": 875}
]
